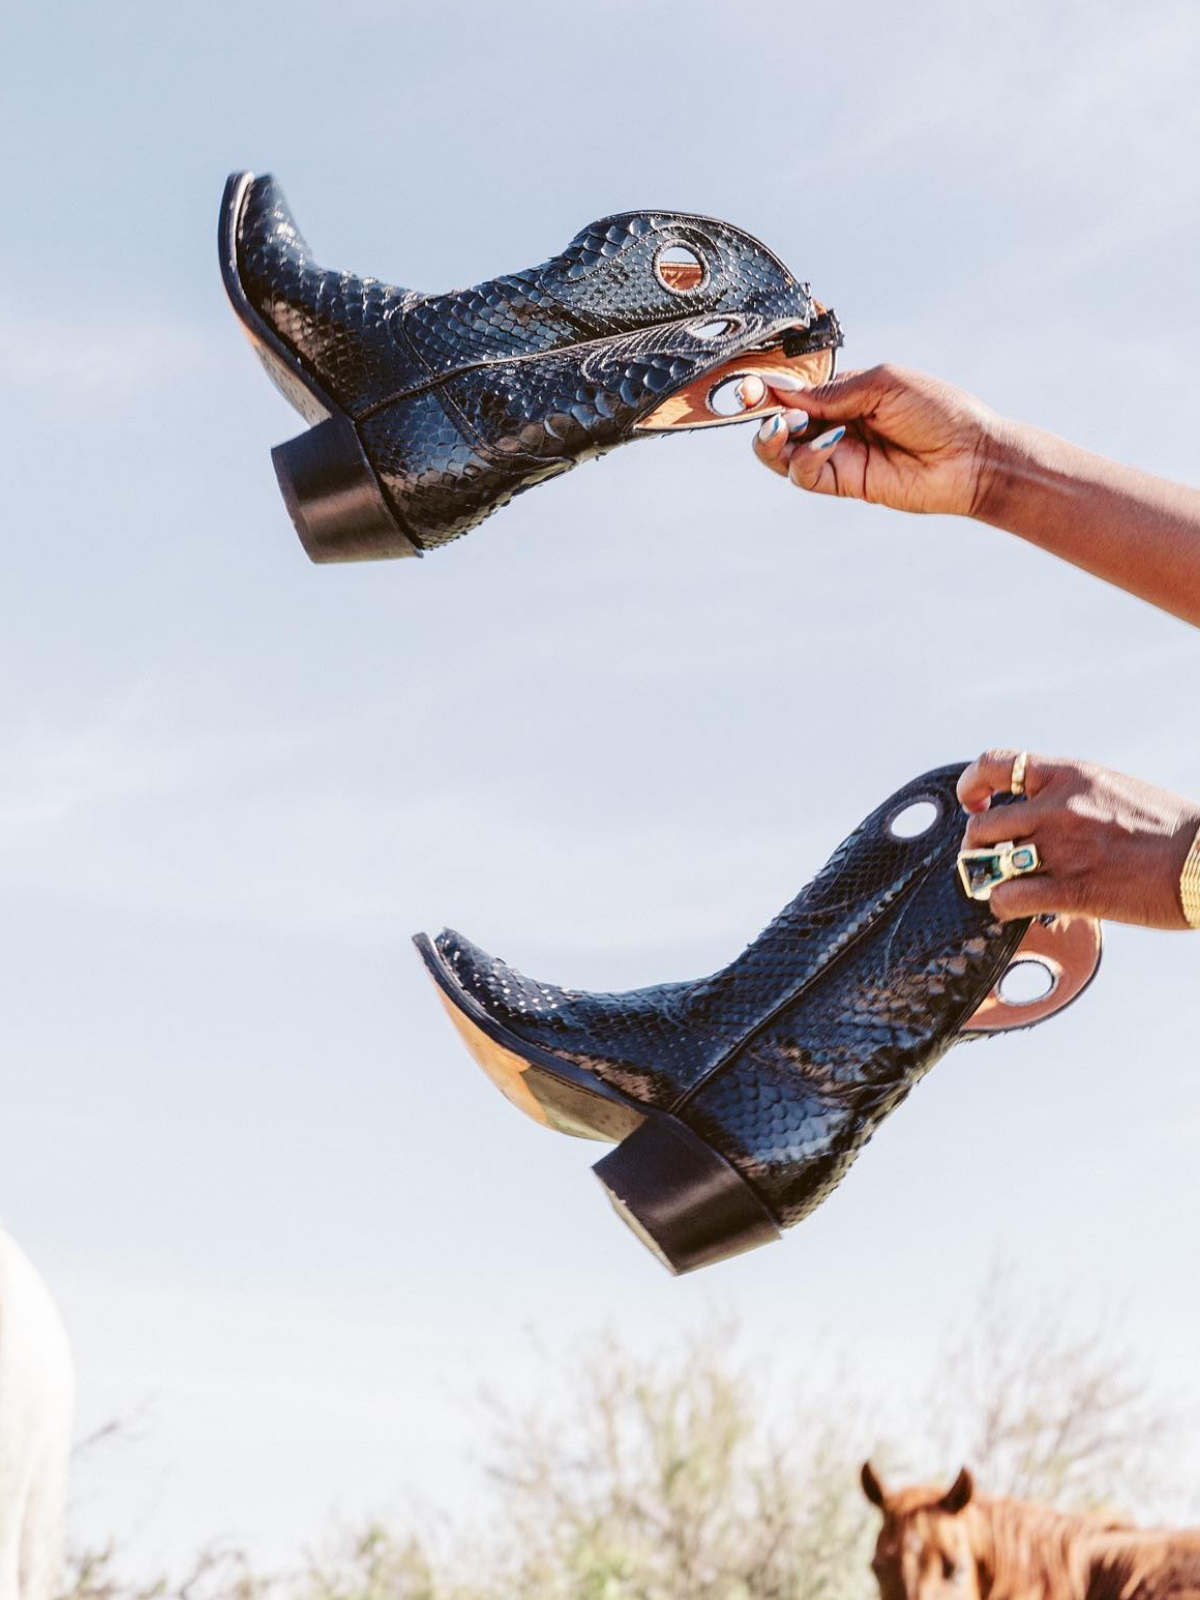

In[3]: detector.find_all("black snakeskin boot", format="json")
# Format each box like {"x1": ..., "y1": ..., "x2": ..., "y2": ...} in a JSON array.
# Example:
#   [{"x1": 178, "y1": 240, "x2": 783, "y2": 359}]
[
  {"x1": 415, "y1": 766, "x2": 1102, "y2": 1274},
  {"x1": 219, "y1": 172, "x2": 842, "y2": 562}
]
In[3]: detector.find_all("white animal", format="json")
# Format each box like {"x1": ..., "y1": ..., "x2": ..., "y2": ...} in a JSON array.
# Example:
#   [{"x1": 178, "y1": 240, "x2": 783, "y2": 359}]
[{"x1": 0, "y1": 1228, "x2": 73, "y2": 1600}]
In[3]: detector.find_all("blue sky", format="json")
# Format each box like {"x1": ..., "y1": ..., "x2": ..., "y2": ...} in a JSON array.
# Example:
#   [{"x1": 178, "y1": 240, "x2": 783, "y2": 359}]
[{"x1": 3, "y1": 0, "x2": 1199, "y2": 1569}]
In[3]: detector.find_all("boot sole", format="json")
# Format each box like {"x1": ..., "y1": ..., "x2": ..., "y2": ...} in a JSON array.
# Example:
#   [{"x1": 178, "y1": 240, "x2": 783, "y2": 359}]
[
  {"x1": 413, "y1": 933, "x2": 782, "y2": 1275},
  {"x1": 219, "y1": 171, "x2": 422, "y2": 564}
]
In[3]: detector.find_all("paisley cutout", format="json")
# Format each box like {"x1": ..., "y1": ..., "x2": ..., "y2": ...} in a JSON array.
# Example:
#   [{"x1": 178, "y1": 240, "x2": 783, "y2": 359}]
[
  {"x1": 655, "y1": 241, "x2": 708, "y2": 294},
  {"x1": 997, "y1": 958, "x2": 1057, "y2": 1004},
  {"x1": 887, "y1": 798, "x2": 943, "y2": 839},
  {"x1": 963, "y1": 916, "x2": 1103, "y2": 1034},
  {"x1": 708, "y1": 375, "x2": 755, "y2": 417},
  {"x1": 692, "y1": 317, "x2": 739, "y2": 340}
]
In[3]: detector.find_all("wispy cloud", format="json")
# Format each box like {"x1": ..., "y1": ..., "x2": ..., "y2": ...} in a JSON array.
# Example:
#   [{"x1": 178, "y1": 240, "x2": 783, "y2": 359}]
[
  {"x1": 0, "y1": 691, "x2": 832, "y2": 960},
  {"x1": 0, "y1": 307, "x2": 220, "y2": 405}
]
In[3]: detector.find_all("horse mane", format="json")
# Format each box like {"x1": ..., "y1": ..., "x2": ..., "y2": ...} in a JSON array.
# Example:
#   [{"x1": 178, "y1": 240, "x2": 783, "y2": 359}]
[
  {"x1": 883, "y1": 1479, "x2": 1200, "y2": 1600},
  {"x1": 966, "y1": 1495, "x2": 1118, "y2": 1600}
]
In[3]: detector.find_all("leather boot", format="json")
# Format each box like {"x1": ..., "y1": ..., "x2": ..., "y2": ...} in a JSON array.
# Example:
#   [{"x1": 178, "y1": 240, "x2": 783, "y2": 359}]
[
  {"x1": 415, "y1": 765, "x2": 1101, "y2": 1274},
  {"x1": 219, "y1": 172, "x2": 841, "y2": 562}
]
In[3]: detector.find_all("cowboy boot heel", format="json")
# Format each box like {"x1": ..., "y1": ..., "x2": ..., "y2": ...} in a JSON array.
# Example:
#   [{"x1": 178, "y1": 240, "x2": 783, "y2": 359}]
[
  {"x1": 220, "y1": 170, "x2": 842, "y2": 561},
  {"x1": 270, "y1": 417, "x2": 416, "y2": 564},
  {"x1": 416, "y1": 764, "x2": 1103, "y2": 1275},
  {"x1": 593, "y1": 1116, "x2": 781, "y2": 1273}
]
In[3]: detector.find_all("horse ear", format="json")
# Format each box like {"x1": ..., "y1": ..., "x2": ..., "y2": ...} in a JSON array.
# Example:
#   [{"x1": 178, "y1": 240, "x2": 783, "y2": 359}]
[
  {"x1": 939, "y1": 1467, "x2": 974, "y2": 1515},
  {"x1": 862, "y1": 1460, "x2": 887, "y2": 1508}
]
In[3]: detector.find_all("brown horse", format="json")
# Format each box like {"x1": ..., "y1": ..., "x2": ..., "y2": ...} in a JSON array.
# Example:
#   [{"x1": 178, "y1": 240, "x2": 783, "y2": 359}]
[{"x1": 861, "y1": 1462, "x2": 1200, "y2": 1600}]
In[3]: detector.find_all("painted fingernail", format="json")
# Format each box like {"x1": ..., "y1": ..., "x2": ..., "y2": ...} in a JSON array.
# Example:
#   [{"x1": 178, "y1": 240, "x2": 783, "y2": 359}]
[
  {"x1": 784, "y1": 408, "x2": 810, "y2": 437},
  {"x1": 757, "y1": 413, "x2": 785, "y2": 443},
  {"x1": 738, "y1": 374, "x2": 767, "y2": 408},
  {"x1": 808, "y1": 425, "x2": 845, "y2": 452},
  {"x1": 761, "y1": 370, "x2": 807, "y2": 391}
]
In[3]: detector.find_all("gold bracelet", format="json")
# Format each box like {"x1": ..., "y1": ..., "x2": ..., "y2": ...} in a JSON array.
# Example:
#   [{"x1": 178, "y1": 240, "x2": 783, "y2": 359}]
[{"x1": 1181, "y1": 825, "x2": 1200, "y2": 929}]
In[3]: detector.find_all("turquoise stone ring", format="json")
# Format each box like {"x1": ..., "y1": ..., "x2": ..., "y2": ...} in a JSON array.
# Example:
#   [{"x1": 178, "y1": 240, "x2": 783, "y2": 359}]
[{"x1": 957, "y1": 839, "x2": 1042, "y2": 901}]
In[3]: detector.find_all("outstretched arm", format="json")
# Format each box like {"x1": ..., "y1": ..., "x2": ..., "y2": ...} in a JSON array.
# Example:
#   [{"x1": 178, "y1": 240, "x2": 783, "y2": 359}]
[{"x1": 751, "y1": 365, "x2": 1200, "y2": 628}]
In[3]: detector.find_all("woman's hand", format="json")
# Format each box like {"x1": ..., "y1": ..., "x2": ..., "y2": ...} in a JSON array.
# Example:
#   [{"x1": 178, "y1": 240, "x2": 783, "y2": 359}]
[
  {"x1": 751, "y1": 364, "x2": 1004, "y2": 517},
  {"x1": 957, "y1": 749, "x2": 1200, "y2": 929},
  {"x1": 750, "y1": 363, "x2": 1200, "y2": 627}
]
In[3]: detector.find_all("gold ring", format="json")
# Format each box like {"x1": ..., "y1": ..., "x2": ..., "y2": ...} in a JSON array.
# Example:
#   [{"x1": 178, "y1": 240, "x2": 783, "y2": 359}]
[
  {"x1": 1010, "y1": 751, "x2": 1029, "y2": 796},
  {"x1": 958, "y1": 840, "x2": 1042, "y2": 901}
]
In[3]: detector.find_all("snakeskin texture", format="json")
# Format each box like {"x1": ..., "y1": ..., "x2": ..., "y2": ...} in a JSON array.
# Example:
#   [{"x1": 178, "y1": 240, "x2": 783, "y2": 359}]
[
  {"x1": 231, "y1": 175, "x2": 841, "y2": 550},
  {"x1": 434, "y1": 766, "x2": 1036, "y2": 1229}
]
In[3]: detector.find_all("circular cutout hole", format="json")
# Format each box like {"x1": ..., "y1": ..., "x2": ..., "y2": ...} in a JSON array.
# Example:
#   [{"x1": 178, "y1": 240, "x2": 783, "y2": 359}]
[
  {"x1": 707, "y1": 374, "x2": 754, "y2": 417},
  {"x1": 655, "y1": 241, "x2": 708, "y2": 294},
  {"x1": 997, "y1": 958, "x2": 1057, "y2": 1006},
  {"x1": 691, "y1": 316, "x2": 738, "y2": 341},
  {"x1": 887, "y1": 798, "x2": 942, "y2": 840}
]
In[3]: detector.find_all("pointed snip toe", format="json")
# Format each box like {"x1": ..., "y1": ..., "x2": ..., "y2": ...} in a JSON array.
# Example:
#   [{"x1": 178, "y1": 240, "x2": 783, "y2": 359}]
[
  {"x1": 415, "y1": 765, "x2": 1102, "y2": 1275},
  {"x1": 219, "y1": 171, "x2": 842, "y2": 562}
]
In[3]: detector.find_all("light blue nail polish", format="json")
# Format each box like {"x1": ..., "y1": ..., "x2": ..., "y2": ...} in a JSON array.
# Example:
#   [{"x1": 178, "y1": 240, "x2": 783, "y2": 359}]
[
  {"x1": 785, "y1": 409, "x2": 811, "y2": 437},
  {"x1": 809, "y1": 425, "x2": 845, "y2": 452},
  {"x1": 757, "y1": 413, "x2": 784, "y2": 442},
  {"x1": 762, "y1": 371, "x2": 806, "y2": 391}
]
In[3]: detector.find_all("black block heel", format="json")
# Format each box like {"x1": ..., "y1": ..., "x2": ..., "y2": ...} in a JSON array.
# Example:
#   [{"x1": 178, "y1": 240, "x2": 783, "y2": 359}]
[
  {"x1": 271, "y1": 417, "x2": 422, "y2": 564},
  {"x1": 592, "y1": 1117, "x2": 781, "y2": 1275}
]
